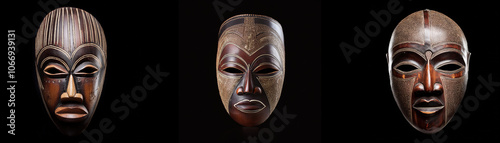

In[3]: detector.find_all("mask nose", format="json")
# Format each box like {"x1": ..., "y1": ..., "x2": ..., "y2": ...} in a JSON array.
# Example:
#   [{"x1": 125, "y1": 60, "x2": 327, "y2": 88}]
[
  {"x1": 424, "y1": 63, "x2": 435, "y2": 92},
  {"x1": 414, "y1": 62, "x2": 443, "y2": 95},
  {"x1": 61, "y1": 75, "x2": 83, "y2": 103},
  {"x1": 236, "y1": 72, "x2": 262, "y2": 95}
]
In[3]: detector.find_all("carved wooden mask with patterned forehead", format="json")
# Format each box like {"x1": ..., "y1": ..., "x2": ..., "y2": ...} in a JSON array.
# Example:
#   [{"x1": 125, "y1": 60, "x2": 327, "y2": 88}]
[
  {"x1": 387, "y1": 9, "x2": 470, "y2": 134},
  {"x1": 35, "y1": 7, "x2": 107, "y2": 136},
  {"x1": 216, "y1": 14, "x2": 285, "y2": 126}
]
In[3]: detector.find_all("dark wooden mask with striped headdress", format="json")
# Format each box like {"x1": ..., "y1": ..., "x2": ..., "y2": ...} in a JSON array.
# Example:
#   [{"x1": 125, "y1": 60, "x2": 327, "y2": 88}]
[{"x1": 35, "y1": 7, "x2": 106, "y2": 136}]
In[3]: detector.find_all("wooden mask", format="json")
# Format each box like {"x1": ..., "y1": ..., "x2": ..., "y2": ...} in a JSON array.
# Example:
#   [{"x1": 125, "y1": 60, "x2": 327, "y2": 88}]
[
  {"x1": 387, "y1": 10, "x2": 470, "y2": 134},
  {"x1": 35, "y1": 7, "x2": 107, "y2": 136},
  {"x1": 216, "y1": 14, "x2": 285, "y2": 126}
]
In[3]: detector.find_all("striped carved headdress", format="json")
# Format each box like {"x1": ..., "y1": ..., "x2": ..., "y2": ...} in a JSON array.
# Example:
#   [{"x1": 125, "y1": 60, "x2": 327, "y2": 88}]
[{"x1": 35, "y1": 7, "x2": 107, "y2": 58}]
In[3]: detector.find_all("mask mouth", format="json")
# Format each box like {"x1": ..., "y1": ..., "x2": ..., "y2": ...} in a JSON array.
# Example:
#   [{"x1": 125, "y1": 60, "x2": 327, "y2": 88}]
[
  {"x1": 412, "y1": 97, "x2": 444, "y2": 115},
  {"x1": 233, "y1": 99, "x2": 266, "y2": 113},
  {"x1": 55, "y1": 103, "x2": 88, "y2": 123}
]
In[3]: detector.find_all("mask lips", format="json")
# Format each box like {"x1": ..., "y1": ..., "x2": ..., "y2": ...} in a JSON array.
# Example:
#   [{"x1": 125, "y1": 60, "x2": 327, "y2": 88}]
[
  {"x1": 412, "y1": 97, "x2": 444, "y2": 115},
  {"x1": 233, "y1": 99, "x2": 266, "y2": 113}
]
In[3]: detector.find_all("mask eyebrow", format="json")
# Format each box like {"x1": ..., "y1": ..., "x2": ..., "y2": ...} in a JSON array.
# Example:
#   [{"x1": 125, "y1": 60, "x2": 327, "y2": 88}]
[
  {"x1": 251, "y1": 54, "x2": 282, "y2": 69},
  {"x1": 392, "y1": 48, "x2": 426, "y2": 60},
  {"x1": 40, "y1": 56, "x2": 70, "y2": 71},
  {"x1": 430, "y1": 50, "x2": 467, "y2": 67},
  {"x1": 430, "y1": 47, "x2": 464, "y2": 60},
  {"x1": 73, "y1": 43, "x2": 105, "y2": 57},
  {"x1": 219, "y1": 54, "x2": 248, "y2": 67},
  {"x1": 36, "y1": 45, "x2": 71, "y2": 66},
  {"x1": 71, "y1": 54, "x2": 101, "y2": 71}
]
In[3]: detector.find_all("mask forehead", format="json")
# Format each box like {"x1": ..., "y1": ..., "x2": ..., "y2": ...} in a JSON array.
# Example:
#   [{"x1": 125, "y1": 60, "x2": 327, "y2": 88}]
[
  {"x1": 35, "y1": 7, "x2": 107, "y2": 59},
  {"x1": 217, "y1": 14, "x2": 284, "y2": 63},
  {"x1": 389, "y1": 10, "x2": 468, "y2": 58}
]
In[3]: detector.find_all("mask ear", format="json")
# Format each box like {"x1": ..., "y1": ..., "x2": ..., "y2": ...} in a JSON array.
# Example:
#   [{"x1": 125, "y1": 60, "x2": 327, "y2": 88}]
[
  {"x1": 386, "y1": 53, "x2": 391, "y2": 73},
  {"x1": 467, "y1": 52, "x2": 471, "y2": 64},
  {"x1": 466, "y1": 52, "x2": 471, "y2": 73},
  {"x1": 386, "y1": 53, "x2": 389, "y2": 64}
]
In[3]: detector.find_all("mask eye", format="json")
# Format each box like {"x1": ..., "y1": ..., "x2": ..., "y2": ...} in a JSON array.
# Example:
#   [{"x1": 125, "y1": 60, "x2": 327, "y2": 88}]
[
  {"x1": 437, "y1": 63, "x2": 462, "y2": 71},
  {"x1": 395, "y1": 64, "x2": 419, "y2": 73},
  {"x1": 223, "y1": 67, "x2": 244, "y2": 74},
  {"x1": 255, "y1": 68, "x2": 278, "y2": 75},
  {"x1": 254, "y1": 64, "x2": 280, "y2": 76},
  {"x1": 74, "y1": 64, "x2": 98, "y2": 76},
  {"x1": 436, "y1": 62, "x2": 463, "y2": 74},
  {"x1": 43, "y1": 64, "x2": 68, "y2": 77}
]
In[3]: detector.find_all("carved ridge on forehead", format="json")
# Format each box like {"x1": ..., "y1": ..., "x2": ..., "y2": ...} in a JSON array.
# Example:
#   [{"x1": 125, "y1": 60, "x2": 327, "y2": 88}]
[
  {"x1": 219, "y1": 53, "x2": 248, "y2": 69},
  {"x1": 219, "y1": 14, "x2": 283, "y2": 39},
  {"x1": 219, "y1": 53, "x2": 245, "y2": 63},
  {"x1": 430, "y1": 47, "x2": 464, "y2": 60},
  {"x1": 390, "y1": 42, "x2": 423, "y2": 58},
  {"x1": 252, "y1": 54, "x2": 282, "y2": 68},
  {"x1": 219, "y1": 44, "x2": 283, "y2": 74},
  {"x1": 391, "y1": 41, "x2": 465, "y2": 57},
  {"x1": 36, "y1": 45, "x2": 71, "y2": 65},
  {"x1": 423, "y1": 9, "x2": 431, "y2": 46},
  {"x1": 431, "y1": 42, "x2": 465, "y2": 54},
  {"x1": 221, "y1": 42, "x2": 251, "y2": 56},
  {"x1": 220, "y1": 33, "x2": 283, "y2": 57},
  {"x1": 251, "y1": 43, "x2": 281, "y2": 56},
  {"x1": 221, "y1": 42, "x2": 282, "y2": 61},
  {"x1": 71, "y1": 54, "x2": 102, "y2": 71},
  {"x1": 222, "y1": 30, "x2": 245, "y2": 41},
  {"x1": 218, "y1": 14, "x2": 284, "y2": 55},
  {"x1": 40, "y1": 56, "x2": 70, "y2": 70},
  {"x1": 392, "y1": 46, "x2": 426, "y2": 60},
  {"x1": 391, "y1": 41, "x2": 424, "y2": 50},
  {"x1": 72, "y1": 43, "x2": 107, "y2": 63}
]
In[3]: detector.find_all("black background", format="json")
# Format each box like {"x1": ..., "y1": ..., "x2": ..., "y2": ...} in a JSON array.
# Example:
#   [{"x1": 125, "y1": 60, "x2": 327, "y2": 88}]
[
  {"x1": 4, "y1": 0, "x2": 500, "y2": 142},
  {"x1": 179, "y1": 0, "x2": 321, "y2": 142},
  {"x1": 5, "y1": 1, "x2": 178, "y2": 142},
  {"x1": 328, "y1": 0, "x2": 500, "y2": 142}
]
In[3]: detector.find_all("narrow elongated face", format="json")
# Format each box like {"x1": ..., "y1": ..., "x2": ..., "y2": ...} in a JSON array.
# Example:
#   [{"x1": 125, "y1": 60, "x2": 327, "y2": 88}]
[
  {"x1": 216, "y1": 14, "x2": 285, "y2": 126},
  {"x1": 387, "y1": 10, "x2": 470, "y2": 134},
  {"x1": 35, "y1": 7, "x2": 107, "y2": 136}
]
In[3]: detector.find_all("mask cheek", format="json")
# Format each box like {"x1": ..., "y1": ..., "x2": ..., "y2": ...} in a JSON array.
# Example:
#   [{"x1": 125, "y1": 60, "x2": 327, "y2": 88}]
[
  {"x1": 77, "y1": 77, "x2": 99, "y2": 113},
  {"x1": 257, "y1": 72, "x2": 284, "y2": 113},
  {"x1": 390, "y1": 76, "x2": 415, "y2": 123},
  {"x1": 41, "y1": 78, "x2": 65, "y2": 113},
  {"x1": 441, "y1": 76, "x2": 467, "y2": 122},
  {"x1": 217, "y1": 71, "x2": 241, "y2": 113}
]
